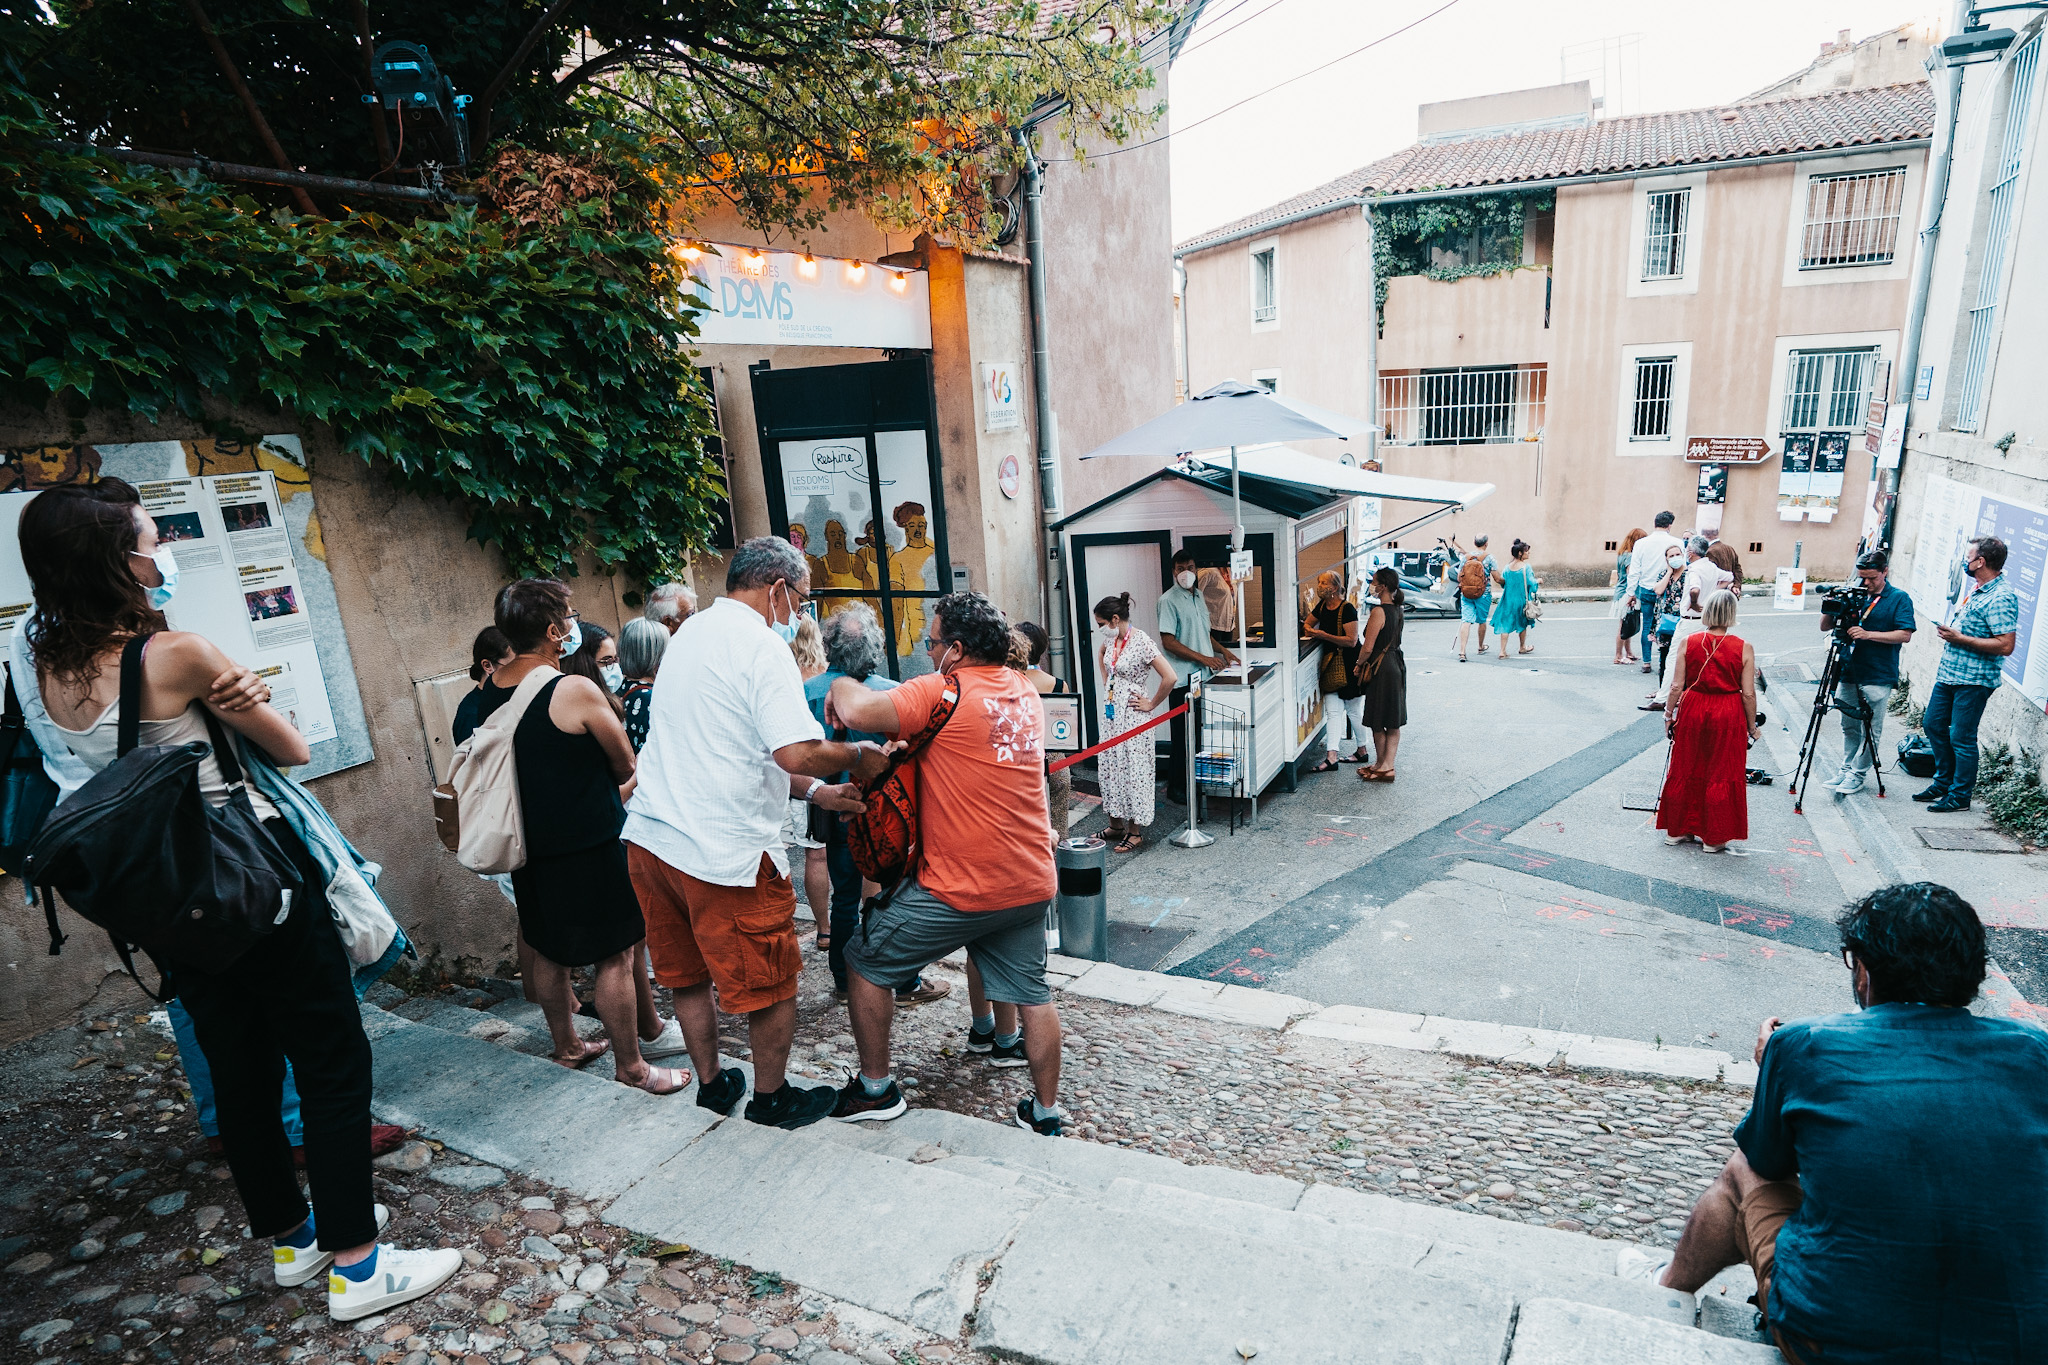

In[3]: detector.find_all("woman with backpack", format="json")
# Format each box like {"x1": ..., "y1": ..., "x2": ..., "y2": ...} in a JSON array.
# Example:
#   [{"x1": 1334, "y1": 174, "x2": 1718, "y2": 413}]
[{"x1": 18, "y1": 481, "x2": 460, "y2": 1323}]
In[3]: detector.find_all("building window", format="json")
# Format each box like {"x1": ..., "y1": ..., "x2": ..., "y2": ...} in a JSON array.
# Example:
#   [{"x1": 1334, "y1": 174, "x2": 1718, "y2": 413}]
[
  {"x1": 1250, "y1": 370, "x2": 1280, "y2": 393},
  {"x1": 1799, "y1": 167, "x2": 1908, "y2": 268},
  {"x1": 1958, "y1": 37, "x2": 2040, "y2": 431},
  {"x1": 1781, "y1": 347, "x2": 1879, "y2": 437},
  {"x1": 1251, "y1": 246, "x2": 1277, "y2": 325},
  {"x1": 1641, "y1": 189, "x2": 1690, "y2": 280},
  {"x1": 1631, "y1": 356, "x2": 1677, "y2": 439},
  {"x1": 1379, "y1": 366, "x2": 1546, "y2": 446}
]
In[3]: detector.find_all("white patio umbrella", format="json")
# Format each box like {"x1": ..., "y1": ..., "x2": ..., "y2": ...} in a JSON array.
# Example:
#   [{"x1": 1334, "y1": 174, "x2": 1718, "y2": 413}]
[{"x1": 1078, "y1": 379, "x2": 1375, "y2": 660}]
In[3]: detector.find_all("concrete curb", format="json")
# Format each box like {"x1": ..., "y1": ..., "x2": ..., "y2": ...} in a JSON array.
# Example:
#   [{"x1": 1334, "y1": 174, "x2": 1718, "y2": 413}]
[{"x1": 1044, "y1": 955, "x2": 1761, "y2": 1087}]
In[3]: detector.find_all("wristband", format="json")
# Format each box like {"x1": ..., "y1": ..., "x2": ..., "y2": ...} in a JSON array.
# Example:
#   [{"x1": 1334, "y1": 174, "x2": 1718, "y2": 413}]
[{"x1": 803, "y1": 778, "x2": 826, "y2": 803}]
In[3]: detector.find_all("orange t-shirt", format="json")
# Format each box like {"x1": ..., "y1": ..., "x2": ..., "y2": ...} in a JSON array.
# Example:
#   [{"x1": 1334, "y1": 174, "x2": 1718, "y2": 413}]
[{"x1": 888, "y1": 666, "x2": 1057, "y2": 912}]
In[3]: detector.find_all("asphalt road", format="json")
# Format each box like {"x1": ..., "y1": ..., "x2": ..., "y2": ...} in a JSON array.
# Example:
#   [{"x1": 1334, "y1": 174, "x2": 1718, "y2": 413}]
[{"x1": 1071, "y1": 601, "x2": 2044, "y2": 1046}]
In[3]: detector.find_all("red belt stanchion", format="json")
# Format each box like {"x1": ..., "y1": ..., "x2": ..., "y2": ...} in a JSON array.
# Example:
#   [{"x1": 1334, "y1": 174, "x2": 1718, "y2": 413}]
[
  {"x1": 1048, "y1": 690, "x2": 1214, "y2": 851},
  {"x1": 1047, "y1": 702, "x2": 1187, "y2": 774}
]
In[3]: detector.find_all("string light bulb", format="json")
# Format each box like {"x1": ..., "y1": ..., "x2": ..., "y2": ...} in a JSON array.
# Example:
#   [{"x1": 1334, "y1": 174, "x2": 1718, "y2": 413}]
[
  {"x1": 889, "y1": 269, "x2": 909, "y2": 293},
  {"x1": 845, "y1": 259, "x2": 867, "y2": 283},
  {"x1": 742, "y1": 249, "x2": 767, "y2": 275},
  {"x1": 797, "y1": 253, "x2": 818, "y2": 278},
  {"x1": 674, "y1": 241, "x2": 702, "y2": 262}
]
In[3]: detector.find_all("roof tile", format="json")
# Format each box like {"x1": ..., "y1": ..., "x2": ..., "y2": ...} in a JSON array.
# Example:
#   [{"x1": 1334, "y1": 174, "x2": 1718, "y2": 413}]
[{"x1": 1176, "y1": 81, "x2": 1934, "y2": 253}]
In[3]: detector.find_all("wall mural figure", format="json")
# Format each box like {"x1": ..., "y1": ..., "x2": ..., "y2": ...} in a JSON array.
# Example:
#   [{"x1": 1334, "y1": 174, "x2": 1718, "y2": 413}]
[{"x1": 890, "y1": 500, "x2": 939, "y2": 653}]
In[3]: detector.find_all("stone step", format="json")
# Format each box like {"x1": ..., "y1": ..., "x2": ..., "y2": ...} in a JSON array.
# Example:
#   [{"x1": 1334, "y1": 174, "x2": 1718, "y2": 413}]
[
  {"x1": 1507, "y1": 1298, "x2": 1784, "y2": 1363},
  {"x1": 1095, "y1": 1177, "x2": 1696, "y2": 1326},
  {"x1": 973, "y1": 1192, "x2": 1519, "y2": 1365}
]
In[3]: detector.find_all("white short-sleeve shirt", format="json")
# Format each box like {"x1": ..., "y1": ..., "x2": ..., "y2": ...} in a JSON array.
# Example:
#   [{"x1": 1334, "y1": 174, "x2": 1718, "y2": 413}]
[
  {"x1": 1682, "y1": 558, "x2": 1734, "y2": 618},
  {"x1": 623, "y1": 597, "x2": 823, "y2": 886}
]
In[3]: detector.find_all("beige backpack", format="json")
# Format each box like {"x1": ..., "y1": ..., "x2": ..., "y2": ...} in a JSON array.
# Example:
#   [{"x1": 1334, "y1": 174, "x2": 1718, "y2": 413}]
[{"x1": 438, "y1": 666, "x2": 557, "y2": 875}]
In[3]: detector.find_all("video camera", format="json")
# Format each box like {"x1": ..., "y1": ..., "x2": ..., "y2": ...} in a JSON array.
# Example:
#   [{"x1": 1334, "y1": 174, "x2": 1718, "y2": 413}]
[{"x1": 1818, "y1": 584, "x2": 1873, "y2": 643}]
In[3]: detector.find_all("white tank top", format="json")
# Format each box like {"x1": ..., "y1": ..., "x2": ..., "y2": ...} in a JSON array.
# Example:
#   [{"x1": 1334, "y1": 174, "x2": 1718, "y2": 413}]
[{"x1": 49, "y1": 695, "x2": 281, "y2": 822}]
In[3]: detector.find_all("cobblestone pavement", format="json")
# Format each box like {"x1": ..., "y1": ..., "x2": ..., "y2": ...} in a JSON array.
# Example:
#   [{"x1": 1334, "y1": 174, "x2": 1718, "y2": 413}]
[
  {"x1": 0, "y1": 1009, "x2": 993, "y2": 1365},
  {"x1": 781, "y1": 951, "x2": 1753, "y2": 1248}
]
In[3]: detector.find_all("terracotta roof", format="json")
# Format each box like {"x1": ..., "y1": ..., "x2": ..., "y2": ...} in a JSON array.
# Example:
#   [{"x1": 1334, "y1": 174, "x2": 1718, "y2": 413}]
[{"x1": 1176, "y1": 81, "x2": 1934, "y2": 254}]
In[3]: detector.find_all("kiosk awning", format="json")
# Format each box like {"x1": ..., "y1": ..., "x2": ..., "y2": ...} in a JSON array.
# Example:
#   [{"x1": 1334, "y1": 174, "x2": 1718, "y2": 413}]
[{"x1": 1186, "y1": 446, "x2": 1494, "y2": 510}]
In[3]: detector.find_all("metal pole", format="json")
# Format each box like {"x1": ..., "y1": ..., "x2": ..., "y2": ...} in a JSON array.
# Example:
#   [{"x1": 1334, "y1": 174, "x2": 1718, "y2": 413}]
[
  {"x1": 1881, "y1": 0, "x2": 1970, "y2": 555},
  {"x1": 1232, "y1": 445, "x2": 1255, "y2": 822},
  {"x1": 1168, "y1": 673, "x2": 1213, "y2": 848},
  {"x1": 1019, "y1": 133, "x2": 1067, "y2": 684}
]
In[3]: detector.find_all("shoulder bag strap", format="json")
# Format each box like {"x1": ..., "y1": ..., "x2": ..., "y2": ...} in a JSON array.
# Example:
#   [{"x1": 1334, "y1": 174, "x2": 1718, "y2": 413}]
[
  {"x1": 491, "y1": 666, "x2": 559, "y2": 734},
  {"x1": 117, "y1": 635, "x2": 149, "y2": 758}
]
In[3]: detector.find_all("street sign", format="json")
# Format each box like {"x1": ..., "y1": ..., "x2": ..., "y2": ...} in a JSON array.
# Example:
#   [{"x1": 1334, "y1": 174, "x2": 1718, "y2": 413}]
[
  {"x1": 1228, "y1": 549, "x2": 1254, "y2": 582},
  {"x1": 1684, "y1": 436, "x2": 1773, "y2": 464}
]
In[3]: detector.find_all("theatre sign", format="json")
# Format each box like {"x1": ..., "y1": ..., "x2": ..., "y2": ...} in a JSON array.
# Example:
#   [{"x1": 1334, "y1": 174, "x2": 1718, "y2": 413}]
[
  {"x1": 682, "y1": 245, "x2": 932, "y2": 349},
  {"x1": 1684, "y1": 436, "x2": 1773, "y2": 464}
]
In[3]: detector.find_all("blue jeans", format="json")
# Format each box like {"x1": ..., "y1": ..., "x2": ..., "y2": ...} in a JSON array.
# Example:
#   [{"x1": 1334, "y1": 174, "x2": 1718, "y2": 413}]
[
  {"x1": 1924, "y1": 681, "x2": 1994, "y2": 801},
  {"x1": 169, "y1": 997, "x2": 303, "y2": 1144},
  {"x1": 1635, "y1": 586, "x2": 1660, "y2": 661}
]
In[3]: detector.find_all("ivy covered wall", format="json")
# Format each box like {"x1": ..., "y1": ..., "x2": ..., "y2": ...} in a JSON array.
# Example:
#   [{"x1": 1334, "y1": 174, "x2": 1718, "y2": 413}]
[{"x1": 1368, "y1": 189, "x2": 1555, "y2": 329}]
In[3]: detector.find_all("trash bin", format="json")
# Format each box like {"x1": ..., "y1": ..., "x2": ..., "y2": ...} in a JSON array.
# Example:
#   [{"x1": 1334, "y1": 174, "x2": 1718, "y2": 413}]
[{"x1": 1054, "y1": 836, "x2": 1109, "y2": 962}]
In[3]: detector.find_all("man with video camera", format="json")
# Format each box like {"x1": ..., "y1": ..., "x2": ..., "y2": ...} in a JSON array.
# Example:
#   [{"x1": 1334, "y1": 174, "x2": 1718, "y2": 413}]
[{"x1": 1817, "y1": 549, "x2": 1914, "y2": 795}]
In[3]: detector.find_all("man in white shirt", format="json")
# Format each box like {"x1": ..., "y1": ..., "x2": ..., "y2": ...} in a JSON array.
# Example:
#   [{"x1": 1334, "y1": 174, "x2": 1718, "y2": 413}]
[
  {"x1": 1655, "y1": 536, "x2": 1735, "y2": 705},
  {"x1": 1629, "y1": 511, "x2": 1683, "y2": 673},
  {"x1": 625, "y1": 537, "x2": 884, "y2": 1130}
]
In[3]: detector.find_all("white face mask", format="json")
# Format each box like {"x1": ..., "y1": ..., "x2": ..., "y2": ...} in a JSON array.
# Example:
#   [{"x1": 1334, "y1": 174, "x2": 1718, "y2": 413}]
[
  {"x1": 600, "y1": 662, "x2": 624, "y2": 692},
  {"x1": 1175, "y1": 570, "x2": 1196, "y2": 591}
]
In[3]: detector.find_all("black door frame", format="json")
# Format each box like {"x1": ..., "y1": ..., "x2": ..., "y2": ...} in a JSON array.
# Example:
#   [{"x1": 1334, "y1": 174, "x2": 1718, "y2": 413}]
[
  {"x1": 750, "y1": 355, "x2": 948, "y2": 680},
  {"x1": 1068, "y1": 529, "x2": 1173, "y2": 748}
]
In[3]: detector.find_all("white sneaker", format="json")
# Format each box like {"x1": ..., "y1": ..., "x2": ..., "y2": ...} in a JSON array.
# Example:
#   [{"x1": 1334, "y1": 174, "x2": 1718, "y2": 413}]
[
  {"x1": 272, "y1": 1203, "x2": 389, "y2": 1288},
  {"x1": 1615, "y1": 1246, "x2": 1673, "y2": 1286},
  {"x1": 327, "y1": 1244, "x2": 463, "y2": 1321},
  {"x1": 1833, "y1": 771, "x2": 1867, "y2": 795},
  {"x1": 639, "y1": 1017, "x2": 690, "y2": 1060}
]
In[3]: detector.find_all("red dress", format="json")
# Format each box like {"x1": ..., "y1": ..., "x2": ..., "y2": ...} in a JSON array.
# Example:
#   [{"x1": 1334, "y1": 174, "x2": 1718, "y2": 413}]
[{"x1": 1657, "y1": 631, "x2": 1749, "y2": 846}]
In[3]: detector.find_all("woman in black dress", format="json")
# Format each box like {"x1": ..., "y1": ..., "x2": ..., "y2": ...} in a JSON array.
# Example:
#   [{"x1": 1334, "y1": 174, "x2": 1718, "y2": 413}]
[
  {"x1": 479, "y1": 580, "x2": 687, "y2": 1094},
  {"x1": 1356, "y1": 566, "x2": 1409, "y2": 783}
]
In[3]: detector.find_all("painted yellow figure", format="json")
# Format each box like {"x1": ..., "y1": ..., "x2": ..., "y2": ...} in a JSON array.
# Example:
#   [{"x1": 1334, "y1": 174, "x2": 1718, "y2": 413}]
[
  {"x1": 889, "y1": 501, "x2": 938, "y2": 654},
  {"x1": 814, "y1": 519, "x2": 875, "y2": 611}
]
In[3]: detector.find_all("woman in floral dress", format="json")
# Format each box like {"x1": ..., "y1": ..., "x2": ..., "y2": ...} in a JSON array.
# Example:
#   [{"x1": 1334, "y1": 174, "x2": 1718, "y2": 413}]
[{"x1": 1093, "y1": 592, "x2": 1176, "y2": 853}]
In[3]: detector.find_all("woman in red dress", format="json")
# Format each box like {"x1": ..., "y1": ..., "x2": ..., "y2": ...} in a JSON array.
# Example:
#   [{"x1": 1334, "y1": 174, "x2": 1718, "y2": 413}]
[{"x1": 1657, "y1": 589, "x2": 1759, "y2": 854}]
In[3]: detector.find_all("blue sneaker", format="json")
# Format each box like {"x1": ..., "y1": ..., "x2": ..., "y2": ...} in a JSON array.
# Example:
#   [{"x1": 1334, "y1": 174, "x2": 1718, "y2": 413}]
[{"x1": 1014, "y1": 1097, "x2": 1062, "y2": 1138}]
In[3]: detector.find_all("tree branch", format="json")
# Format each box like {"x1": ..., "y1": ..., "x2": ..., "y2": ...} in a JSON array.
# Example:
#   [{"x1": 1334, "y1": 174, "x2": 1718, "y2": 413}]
[
  {"x1": 350, "y1": 0, "x2": 394, "y2": 171},
  {"x1": 476, "y1": 0, "x2": 578, "y2": 148},
  {"x1": 177, "y1": 0, "x2": 320, "y2": 216}
]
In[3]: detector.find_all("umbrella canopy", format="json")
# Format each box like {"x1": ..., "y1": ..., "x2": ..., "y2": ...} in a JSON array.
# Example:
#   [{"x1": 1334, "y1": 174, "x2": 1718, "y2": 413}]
[{"x1": 1077, "y1": 380, "x2": 1373, "y2": 460}]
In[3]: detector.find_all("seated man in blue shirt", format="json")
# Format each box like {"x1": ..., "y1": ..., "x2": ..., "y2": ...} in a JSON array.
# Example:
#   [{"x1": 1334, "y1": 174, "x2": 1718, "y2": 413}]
[
  {"x1": 1630, "y1": 883, "x2": 2048, "y2": 1362},
  {"x1": 1819, "y1": 549, "x2": 1914, "y2": 796}
]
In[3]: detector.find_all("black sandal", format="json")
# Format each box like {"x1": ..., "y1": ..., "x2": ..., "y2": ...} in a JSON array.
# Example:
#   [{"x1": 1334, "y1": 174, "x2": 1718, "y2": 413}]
[{"x1": 1308, "y1": 757, "x2": 1341, "y2": 773}]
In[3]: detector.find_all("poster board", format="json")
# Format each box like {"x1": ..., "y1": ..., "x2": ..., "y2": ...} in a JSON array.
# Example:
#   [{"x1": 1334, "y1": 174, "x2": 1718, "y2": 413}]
[
  {"x1": 1777, "y1": 437, "x2": 1815, "y2": 520},
  {"x1": 0, "y1": 436, "x2": 374, "y2": 779},
  {"x1": 1909, "y1": 473, "x2": 2048, "y2": 708}
]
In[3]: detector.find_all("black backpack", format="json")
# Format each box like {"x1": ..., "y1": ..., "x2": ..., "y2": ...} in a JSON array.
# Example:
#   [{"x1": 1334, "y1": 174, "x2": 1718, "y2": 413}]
[
  {"x1": 0, "y1": 662, "x2": 61, "y2": 877},
  {"x1": 24, "y1": 636, "x2": 302, "y2": 996}
]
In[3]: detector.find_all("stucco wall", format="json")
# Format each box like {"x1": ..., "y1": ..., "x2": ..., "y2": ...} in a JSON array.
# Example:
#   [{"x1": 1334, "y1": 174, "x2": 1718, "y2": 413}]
[{"x1": 0, "y1": 405, "x2": 638, "y2": 1042}]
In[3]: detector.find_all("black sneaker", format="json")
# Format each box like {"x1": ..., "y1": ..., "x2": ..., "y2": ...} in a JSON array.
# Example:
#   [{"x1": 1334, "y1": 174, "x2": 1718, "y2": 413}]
[
  {"x1": 1911, "y1": 785, "x2": 1945, "y2": 802},
  {"x1": 745, "y1": 1081, "x2": 838, "y2": 1130},
  {"x1": 1014, "y1": 1096, "x2": 1062, "y2": 1137},
  {"x1": 966, "y1": 1021, "x2": 995, "y2": 1054},
  {"x1": 1928, "y1": 797, "x2": 1972, "y2": 813},
  {"x1": 830, "y1": 1074, "x2": 908, "y2": 1123},
  {"x1": 695, "y1": 1066, "x2": 747, "y2": 1117},
  {"x1": 987, "y1": 1036, "x2": 1029, "y2": 1068}
]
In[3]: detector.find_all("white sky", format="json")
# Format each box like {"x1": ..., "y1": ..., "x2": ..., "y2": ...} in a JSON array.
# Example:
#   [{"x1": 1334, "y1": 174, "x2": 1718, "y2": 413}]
[{"x1": 1168, "y1": 0, "x2": 1943, "y2": 243}]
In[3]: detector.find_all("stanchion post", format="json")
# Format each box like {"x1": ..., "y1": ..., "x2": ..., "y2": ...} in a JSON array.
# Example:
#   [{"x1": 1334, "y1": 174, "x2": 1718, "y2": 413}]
[{"x1": 1169, "y1": 675, "x2": 1213, "y2": 849}]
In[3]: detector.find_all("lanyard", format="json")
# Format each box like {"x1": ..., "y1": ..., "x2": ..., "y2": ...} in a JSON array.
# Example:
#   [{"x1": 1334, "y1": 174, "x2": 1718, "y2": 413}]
[{"x1": 1107, "y1": 629, "x2": 1131, "y2": 679}]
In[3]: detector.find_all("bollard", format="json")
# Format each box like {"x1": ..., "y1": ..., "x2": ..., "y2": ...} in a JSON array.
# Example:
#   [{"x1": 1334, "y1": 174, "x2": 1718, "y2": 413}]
[{"x1": 1054, "y1": 836, "x2": 1109, "y2": 962}]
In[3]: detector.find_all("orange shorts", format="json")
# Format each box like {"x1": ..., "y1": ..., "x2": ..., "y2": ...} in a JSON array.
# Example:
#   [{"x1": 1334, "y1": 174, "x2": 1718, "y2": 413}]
[
  {"x1": 1732, "y1": 1171, "x2": 1814, "y2": 1363},
  {"x1": 626, "y1": 846, "x2": 802, "y2": 1015}
]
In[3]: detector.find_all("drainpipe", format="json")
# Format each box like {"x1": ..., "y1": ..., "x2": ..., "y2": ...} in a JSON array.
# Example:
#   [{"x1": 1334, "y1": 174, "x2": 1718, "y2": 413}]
[
  {"x1": 1019, "y1": 130, "x2": 1068, "y2": 682},
  {"x1": 1882, "y1": 0, "x2": 1970, "y2": 553},
  {"x1": 1175, "y1": 257, "x2": 1192, "y2": 402}
]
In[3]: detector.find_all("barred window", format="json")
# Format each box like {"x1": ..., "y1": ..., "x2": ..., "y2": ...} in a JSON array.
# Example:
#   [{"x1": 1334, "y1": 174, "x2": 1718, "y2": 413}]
[
  {"x1": 1800, "y1": 168, "x2": 1907, "y2": 268},
  {"x1": 1632, "y1": 357, "x2": 1677, "y2": 439},
  {"x1": 1781, "y1": 348, "x2": 1877, "y2": 436},
  {"x1": 1418, "y1": 366, "x2": 1519, "y2": 445},
  {"x1": 1251, "y1": 247, "x2": 1277, "y2": 325},
  {"x1": 1642, "y1": 189, "x2": 1690, "y2": 280}
]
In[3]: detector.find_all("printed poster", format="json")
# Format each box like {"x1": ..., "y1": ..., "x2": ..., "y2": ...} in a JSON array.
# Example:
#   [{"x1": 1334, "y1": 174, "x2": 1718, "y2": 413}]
[
  {"x1": 1777, "y1": 436, "x2": 1815, "y2": 521},
  {"x1": 1806, "y1": 435, "x2": 1849, "y2": 523},
  {"x1": 0, "y1": 437, "x2": 373, "y2": 778},
  {"x1": 1908, "y1": 473, "x2": 2048, "y2": 708}
]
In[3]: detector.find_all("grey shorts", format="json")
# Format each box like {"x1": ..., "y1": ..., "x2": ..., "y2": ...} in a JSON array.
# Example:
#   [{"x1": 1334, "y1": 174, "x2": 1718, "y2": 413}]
[{"x1": 846, "y1": 880, "x2": 1053, "y2": 1005}]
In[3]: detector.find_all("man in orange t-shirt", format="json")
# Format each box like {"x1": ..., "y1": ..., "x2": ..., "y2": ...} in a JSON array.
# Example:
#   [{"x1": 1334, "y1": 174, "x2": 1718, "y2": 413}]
[{"x1": 824, "y1": 592, "x2": 1065, "y2": 1134}]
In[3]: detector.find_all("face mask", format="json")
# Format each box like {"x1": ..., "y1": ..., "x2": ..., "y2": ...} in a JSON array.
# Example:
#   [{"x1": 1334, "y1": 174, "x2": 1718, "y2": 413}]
[
  {"x1": 557, "y1": 618, "x2": 583, "y2": 657},
  {"x1": 1176, "y1": 570, "x2": 1196, "y2": 590},
  {"x1": 143, "y1": 548, "x2": 179, "y2": 609},
  {"x1": 1095, "y1": 624, "x2": 1116, "y2": 640},
  {"x1": 600, "y1": 662, "x2": 624, "y2": 692},
  {"x1": 770, "y1": 583, "x2": 800, "y2": 643}
]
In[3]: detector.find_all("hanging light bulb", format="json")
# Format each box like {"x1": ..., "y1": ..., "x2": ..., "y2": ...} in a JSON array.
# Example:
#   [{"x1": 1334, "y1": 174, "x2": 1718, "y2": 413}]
[
  {"x1": 673, "y1": 240, "x2": 702, "y2": 262},
  {"x1": 889, "y1": 269, "x2": 909, "y2": 293},
  {"x1": 797, "y1": 253, "x2": 819, "y2": 278},
  {"x1": 742, "y1": 249, "x2": 767, "y2": 275},
  {"x1": 846, "y1": 259, "x2": 867, "y2": 282}
]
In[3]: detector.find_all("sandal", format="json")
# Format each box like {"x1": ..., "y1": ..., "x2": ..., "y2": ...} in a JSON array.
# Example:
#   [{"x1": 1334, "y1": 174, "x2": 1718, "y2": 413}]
[
  {"x1": 1347, "y1": 748, "x2": 1373, "y2": 763},
  {"x1": 551, "y1": 1038, "x2": 611, "y2": 1070},
  {"x1": 623, "y1": 1064, "x2": 692, "y2": 1095},
  {"x1": 1519, "y1": 647, "x2": 1535, "y2": 655},
  {"x1": 1113, "y1": 834, "x2": 1143, "y2": 853},
  {"x1": 1308, "y1": 757, "x2": 1341, "y2": 774}
]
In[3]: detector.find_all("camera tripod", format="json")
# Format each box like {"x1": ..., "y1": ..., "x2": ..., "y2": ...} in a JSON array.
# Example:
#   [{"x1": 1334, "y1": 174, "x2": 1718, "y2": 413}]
[{"x1": 1791, "y1": 629, "x2": 1885, "y2": 813}]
